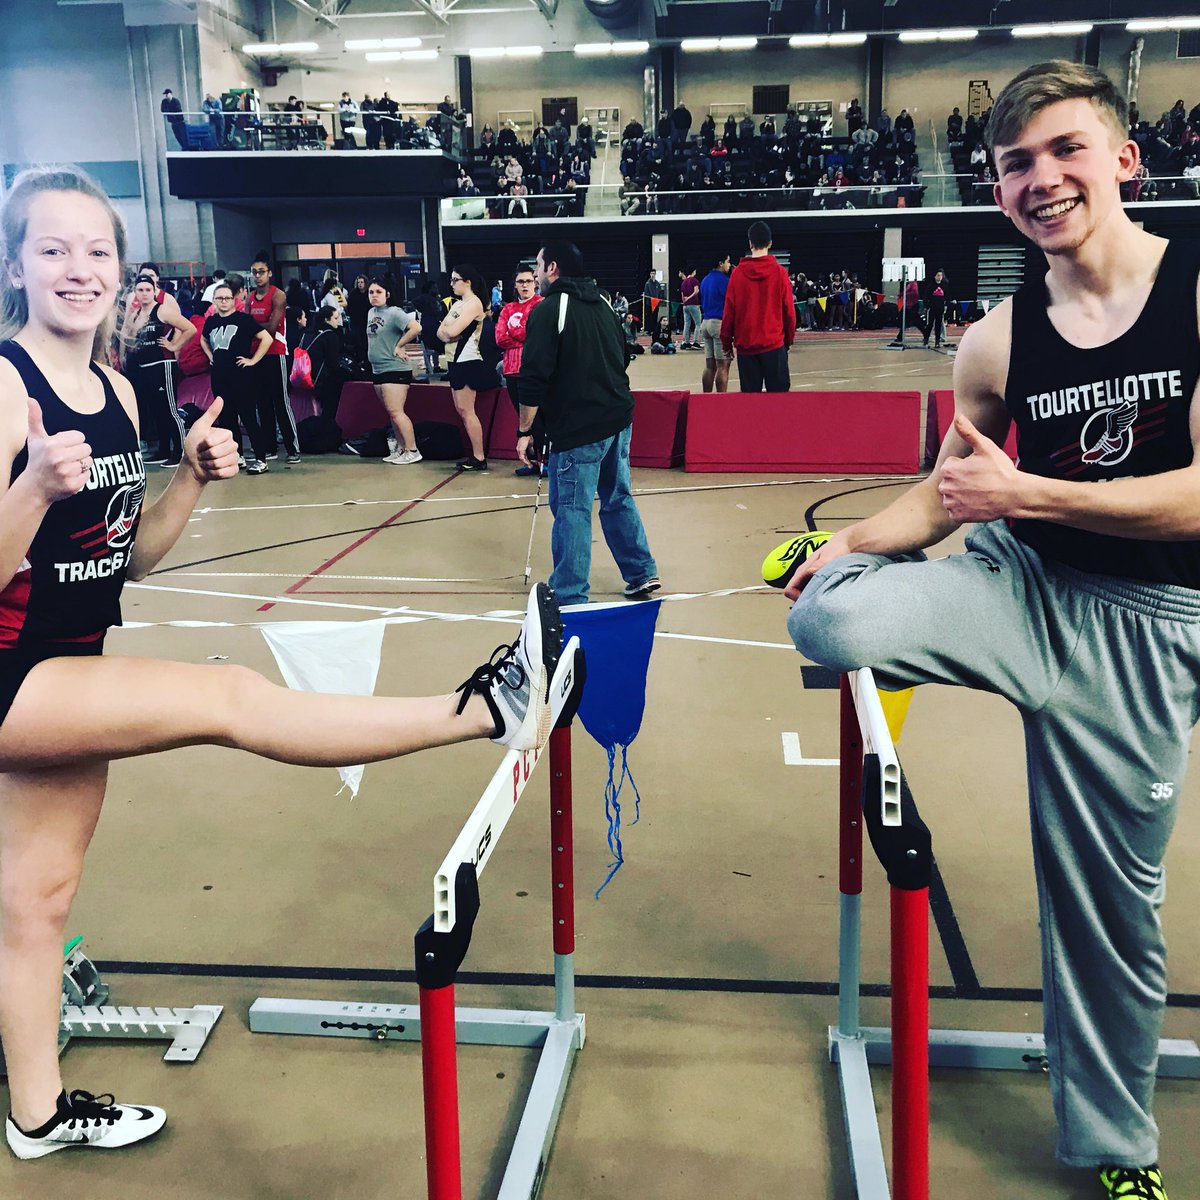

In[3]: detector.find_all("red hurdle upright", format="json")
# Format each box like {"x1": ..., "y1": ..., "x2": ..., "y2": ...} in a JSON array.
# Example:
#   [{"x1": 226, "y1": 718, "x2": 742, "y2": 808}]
[{"x1": 830, "y1": 670, "x2": 931, "y2": 1200}]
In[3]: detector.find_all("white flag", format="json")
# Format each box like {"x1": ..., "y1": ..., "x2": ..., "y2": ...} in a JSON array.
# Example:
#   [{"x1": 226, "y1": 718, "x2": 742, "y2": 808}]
[{"x1": 260, "y1": 618, "x2": 409, "y2": 797}]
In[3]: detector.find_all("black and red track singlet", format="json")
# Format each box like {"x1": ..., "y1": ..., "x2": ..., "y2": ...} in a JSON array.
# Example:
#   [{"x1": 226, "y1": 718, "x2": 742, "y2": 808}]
[
  {"x1": 1005, "y1": 243, "x2": 1200, "y2": 587},
  {"x1": 247, "y1": 285, "x2": 286, "y2": 356},
  {"x1": 0, "y1": 341, "x2": 146, "y2": 646}
]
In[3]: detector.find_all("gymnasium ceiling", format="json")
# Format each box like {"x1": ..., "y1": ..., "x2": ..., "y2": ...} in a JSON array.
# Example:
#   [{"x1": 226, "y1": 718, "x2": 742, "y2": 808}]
[{"x1": 277, "y1": 0, "x2": 1200, "y2": 37}]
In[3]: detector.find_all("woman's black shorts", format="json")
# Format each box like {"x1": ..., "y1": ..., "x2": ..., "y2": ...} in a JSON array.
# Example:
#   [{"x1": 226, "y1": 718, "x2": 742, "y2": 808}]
[
  {"x1": 372, "y1": 370, "x2": 414, "y2": 387},
  {"x1": 0, "y1": 638, "x2": 106, "y2": 731},
  {"x1": 448, "y1": 360, "x2": 498, "y2": 393}
]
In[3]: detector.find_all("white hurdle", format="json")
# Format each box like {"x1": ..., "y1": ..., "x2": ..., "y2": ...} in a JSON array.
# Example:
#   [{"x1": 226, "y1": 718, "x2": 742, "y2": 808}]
[{"x1": 251, "y1": 639, "x2": 585, "y2": 1200}]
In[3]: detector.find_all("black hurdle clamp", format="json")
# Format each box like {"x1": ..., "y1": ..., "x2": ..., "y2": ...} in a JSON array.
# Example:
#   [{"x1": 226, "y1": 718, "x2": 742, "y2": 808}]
[
  {"x1": 414, "y1": 861, "x2": 482, "y2": 990},
  {"x1": 861, "y1": 753, "x2": 933, "y2": 891}
]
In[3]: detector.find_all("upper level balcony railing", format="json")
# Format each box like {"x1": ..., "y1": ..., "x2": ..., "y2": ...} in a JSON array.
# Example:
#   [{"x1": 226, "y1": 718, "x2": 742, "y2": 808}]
[{"x1": 162, "y1": 107, "x2": 466, "y2": 158}]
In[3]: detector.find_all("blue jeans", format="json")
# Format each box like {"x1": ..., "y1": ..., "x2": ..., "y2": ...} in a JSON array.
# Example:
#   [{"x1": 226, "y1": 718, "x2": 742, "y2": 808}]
[{"x1": 547, "y1": 425, "x2": 657, "y2": 606}]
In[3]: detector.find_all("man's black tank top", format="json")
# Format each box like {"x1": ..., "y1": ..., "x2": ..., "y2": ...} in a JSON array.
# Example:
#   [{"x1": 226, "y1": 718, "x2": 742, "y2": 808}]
[
  {"x1": 0, "y1": 341, "x2": 146, "y2": 646},
  {"x1": 1005, "y1": 242, "x2": 1200, "y2": 587}
]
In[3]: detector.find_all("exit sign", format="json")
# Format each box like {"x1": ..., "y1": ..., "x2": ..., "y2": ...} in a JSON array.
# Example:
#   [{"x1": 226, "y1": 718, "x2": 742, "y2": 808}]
[{"x1": 356, "y1": 228, "x2": 366, "y2": 237}]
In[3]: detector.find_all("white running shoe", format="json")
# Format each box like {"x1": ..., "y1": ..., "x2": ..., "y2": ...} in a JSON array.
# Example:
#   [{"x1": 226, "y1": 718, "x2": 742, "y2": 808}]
[
  {"x1": 455, "y1": 584, "x2": 566, "y2": 750},
  {"x1": 394, "y1": 449, "x2": 423, "y2": 465},
  {"x1": 6, "y1": 1089, "x2": 166, "y2": 1160}
]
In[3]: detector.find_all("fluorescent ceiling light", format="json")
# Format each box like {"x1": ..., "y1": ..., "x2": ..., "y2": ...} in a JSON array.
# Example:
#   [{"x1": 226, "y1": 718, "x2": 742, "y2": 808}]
[
  {"x1": 1127, "y1": 16, "x2": 1200, "y2": 30},
  {"x1": 681, "y1": 36, "x2": 757, "y2": 51},
  {"x1": 792, "y1": 32, "x2": 868, "y2": 46},
  {"x1": 402, "y1": 49, "x2": 438, "y2": 60},
  {"x1": 897, "y1": 28, "x2": 978, "y2": 42},
  {"x1": 576, "y1": 40, "x2": 649, "y2": 55},
  {"x1": 1012, "y1": 22, "x2": 1092, "y2": 37},
  {"x1": 242, "y1": 41, "x2": 319, "y2": 53},
  {"x1": 504, "y1": 45, "x2": 544, "y2": 57},
  {"x1": 346, "y1": 37, "x2": 422, "y2": 50}
]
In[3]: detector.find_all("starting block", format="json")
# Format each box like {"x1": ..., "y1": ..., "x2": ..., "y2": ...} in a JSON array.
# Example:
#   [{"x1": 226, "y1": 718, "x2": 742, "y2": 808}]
[{"x1": 0, "y1": 936, "x2": 222, "y2": 1075}]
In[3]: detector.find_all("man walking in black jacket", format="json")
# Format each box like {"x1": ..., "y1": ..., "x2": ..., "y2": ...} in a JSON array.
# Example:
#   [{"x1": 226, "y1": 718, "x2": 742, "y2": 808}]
[{"x1": 517, "y1": 241, "x2": 660, "y2": 606}]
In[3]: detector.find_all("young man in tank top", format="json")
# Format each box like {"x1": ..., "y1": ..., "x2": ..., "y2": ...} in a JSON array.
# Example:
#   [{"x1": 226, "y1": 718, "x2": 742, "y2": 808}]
[{"x1": 785, "y1": 61, "x2": 1197, "y2": 1199}]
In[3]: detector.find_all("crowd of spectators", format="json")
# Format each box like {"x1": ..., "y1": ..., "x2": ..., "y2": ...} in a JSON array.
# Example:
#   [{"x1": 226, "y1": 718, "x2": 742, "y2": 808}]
[
  {"x1": 615, "y1": 101, "x2": 924, "y2": 215},
  {"x1": 632, "y1": 264, "x2": 922, "y2": 340},
  {"x1": 950, "y1": 94, "x2": 1200, "y2": 204},
  {"x1": 459, "y1": 106, "x2": 597, "y2": 217},
  {"x1": 1125, "y1": 96, "x2": 1200, "y2": 200}
]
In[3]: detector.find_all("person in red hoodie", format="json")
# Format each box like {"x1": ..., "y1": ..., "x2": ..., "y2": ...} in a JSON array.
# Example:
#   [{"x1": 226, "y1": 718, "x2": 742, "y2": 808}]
[
  {"x1": 720, "y1": 221, "x2": 796, "y2": 392},
  {"x1": 495, "y1": 263, "x2": 544, "y2": 476}
]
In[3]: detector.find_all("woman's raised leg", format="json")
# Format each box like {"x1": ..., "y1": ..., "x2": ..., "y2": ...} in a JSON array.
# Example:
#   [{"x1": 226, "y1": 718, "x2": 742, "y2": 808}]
[{"x1": 0, "y1": 657, "x2": 496, "y2": 771}]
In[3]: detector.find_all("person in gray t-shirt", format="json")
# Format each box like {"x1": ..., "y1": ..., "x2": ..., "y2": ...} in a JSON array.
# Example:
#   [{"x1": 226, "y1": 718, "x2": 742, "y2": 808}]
[{"x1": 366, "y1": 278, "x2": 423, "y2": 464}]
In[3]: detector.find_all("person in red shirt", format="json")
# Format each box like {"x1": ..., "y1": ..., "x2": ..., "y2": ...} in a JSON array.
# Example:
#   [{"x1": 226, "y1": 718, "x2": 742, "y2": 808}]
[
  {"x1": 495, "y1": 264, "x2": 544, "y2": 477},
  {"x1": 720, "y1": 221, "x2": 796, "y2": 391},
  {"x1": 247, "y1": 254, "x2": 300, "y2": 465}
]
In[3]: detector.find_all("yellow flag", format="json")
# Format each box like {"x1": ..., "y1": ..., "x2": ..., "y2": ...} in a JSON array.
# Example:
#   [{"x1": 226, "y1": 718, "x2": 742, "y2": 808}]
[
  {"x1": 877, "y1": 687, "x2": 914, "y2": 743},
  {"x1": 816, "y1": 296, "x2": 827, "y2": 311}
]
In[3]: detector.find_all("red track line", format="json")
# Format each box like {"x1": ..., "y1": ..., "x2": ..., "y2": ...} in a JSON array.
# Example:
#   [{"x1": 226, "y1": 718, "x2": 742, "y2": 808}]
[{"x1": 256, "y1": 472, "x2": 463, "y2": 612}]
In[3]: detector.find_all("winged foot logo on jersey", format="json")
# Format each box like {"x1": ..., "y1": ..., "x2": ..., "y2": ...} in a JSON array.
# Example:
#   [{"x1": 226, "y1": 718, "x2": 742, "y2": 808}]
[
  {"x1": 54, "y1": 452, "x2": 147, "y2": 582},
  {"x1": 1080, "y1": 400, "x2": 1138, "y2": 467}
]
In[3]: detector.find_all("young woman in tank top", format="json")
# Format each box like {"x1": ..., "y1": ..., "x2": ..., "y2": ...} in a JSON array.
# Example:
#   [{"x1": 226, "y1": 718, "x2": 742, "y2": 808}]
[
  {"x1": 120, "y1": 273, "x2": 194, "y2": 466},
  {"x1": 437, "y1": 263, "x2": 490, "y2": 470},
  {"x1": 0, "y1": 166, "x2": 574, "y2": 1161}
]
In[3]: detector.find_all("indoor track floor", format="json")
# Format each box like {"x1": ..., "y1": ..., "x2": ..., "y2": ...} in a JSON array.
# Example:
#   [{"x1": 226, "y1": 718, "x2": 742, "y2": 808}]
[{"x1": 2, "y1": 333, "x2": 1197, "y2": 1199}]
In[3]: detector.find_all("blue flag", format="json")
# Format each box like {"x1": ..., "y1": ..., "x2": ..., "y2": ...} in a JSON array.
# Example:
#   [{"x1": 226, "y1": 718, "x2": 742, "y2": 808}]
[{"x1": 561, "y1": 601, "x2": 660, "y2": 895}]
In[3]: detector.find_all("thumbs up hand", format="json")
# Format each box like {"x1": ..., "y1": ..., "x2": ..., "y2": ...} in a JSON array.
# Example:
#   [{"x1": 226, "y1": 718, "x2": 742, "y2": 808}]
[
  {"x1": 182, "y1": 396, "x2": 240, "y2": 483},
  {"x1": 25, "y1": 398, "x2": 93, "y2": 503},
  {"x1": 937, "y1": 413, "x2": 1021, "y2": 525}
]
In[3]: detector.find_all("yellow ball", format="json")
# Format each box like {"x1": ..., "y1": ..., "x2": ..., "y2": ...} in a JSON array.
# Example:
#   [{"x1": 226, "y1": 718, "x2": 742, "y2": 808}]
[{"x1": 761, "y1": 531, "x2": 831, "y2": 588}]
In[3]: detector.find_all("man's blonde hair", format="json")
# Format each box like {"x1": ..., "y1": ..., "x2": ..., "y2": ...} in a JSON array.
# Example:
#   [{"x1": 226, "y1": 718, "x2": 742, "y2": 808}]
[{"x1": 985, "y1": 60, "x2": 1128, "y2": 154}]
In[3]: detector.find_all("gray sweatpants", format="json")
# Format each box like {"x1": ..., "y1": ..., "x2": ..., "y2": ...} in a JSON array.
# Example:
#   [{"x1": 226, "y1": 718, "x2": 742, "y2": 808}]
[{"x1": 788, "y1": 520, "x2": 1200, "y2": 1168}]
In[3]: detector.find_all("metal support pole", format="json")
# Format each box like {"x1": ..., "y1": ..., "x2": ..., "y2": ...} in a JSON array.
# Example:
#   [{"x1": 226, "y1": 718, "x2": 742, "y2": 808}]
[
  {"x1": 420, "y1": 982, "x2": 463, "y2": 1200},
  {"x1": 549, "y1": 725, "x2": 576, "y2": 1023},
  {"x1": 839, "y1": 676, "x2": 865, "y2": 1037},
  {"x1": 891, "y1": 886, "x2": 930, "y2": 1200}
]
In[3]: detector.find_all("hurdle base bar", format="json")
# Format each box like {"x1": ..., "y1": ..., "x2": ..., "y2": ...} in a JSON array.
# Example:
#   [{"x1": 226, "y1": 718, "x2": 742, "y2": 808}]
[
  {"x1": 249, "y1": 998, "x2": 584, "y2": 1199},
  {"x1": 829, "y1": 1030, "x2": 891, "y2": 1200},
  {"x1": 832, "y1": 1026, "x2": 1200, "y2": 1079}
]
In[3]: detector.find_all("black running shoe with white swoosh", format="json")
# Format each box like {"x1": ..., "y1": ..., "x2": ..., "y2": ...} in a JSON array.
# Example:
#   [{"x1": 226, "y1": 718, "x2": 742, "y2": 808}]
[{"x1": 6, "y1": 1089, "x2": 166, "y2": 1159}]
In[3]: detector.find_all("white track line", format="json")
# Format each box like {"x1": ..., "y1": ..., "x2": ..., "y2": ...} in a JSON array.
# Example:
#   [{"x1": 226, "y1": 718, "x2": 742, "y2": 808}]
[
  {"x1": 190, "y1": 474, "x2": 926, "y2": 516},
  {"x1": 781, "y1": 731, "x2": 839, "y2": 767},
  {"x1": 123, "y1": 583, "x2": 798, "y2": 650}
]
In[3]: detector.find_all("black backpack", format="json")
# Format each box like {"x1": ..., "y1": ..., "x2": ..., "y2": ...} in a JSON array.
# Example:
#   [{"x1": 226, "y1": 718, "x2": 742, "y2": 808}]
[
  {"x1": 297, "y1": 414, "x2": 344, "y2": 454},
  {"x1": 414, "y1": 421, "x2": 466, "y2": 460}
]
